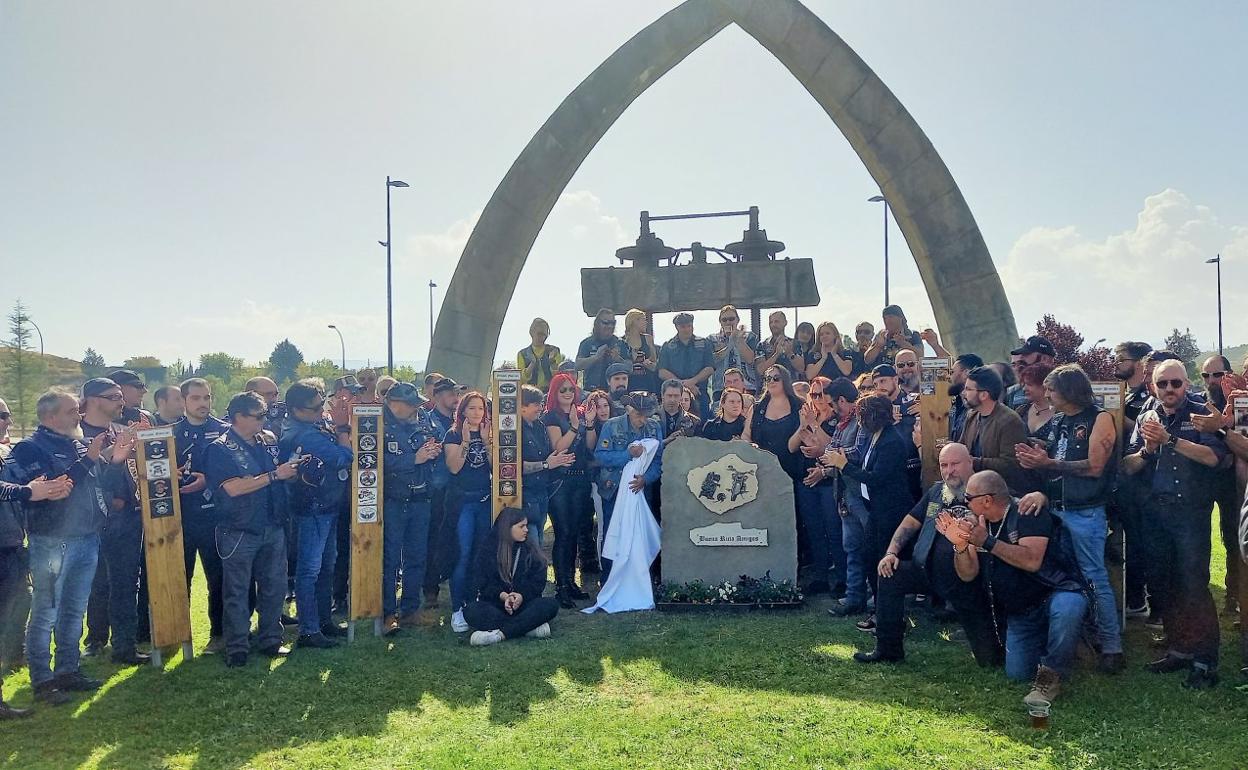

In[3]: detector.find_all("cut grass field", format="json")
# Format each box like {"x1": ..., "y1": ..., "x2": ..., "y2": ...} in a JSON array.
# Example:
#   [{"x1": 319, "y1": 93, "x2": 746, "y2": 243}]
[{"x1": 3, "y1": 525, "x2": 1247, "y2": 770}]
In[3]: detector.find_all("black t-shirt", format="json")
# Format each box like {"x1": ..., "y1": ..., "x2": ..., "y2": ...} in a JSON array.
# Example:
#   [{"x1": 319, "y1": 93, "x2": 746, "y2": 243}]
[
  {"x1": 982, "y1": 510, "x2": 1054, "y2": 615},
  {"x1": 444, "y1": 429, "x2": 491, "y2": 492},
  {"x1": 541, "y1": 410, "x2": 591, "y2": 472},
  {"x1": 700, "y1": 416, "x2": 745, "y2": 441},
  {"x1": 521, "y1": 418, "x2": 552, "y2": 496},
  {"x1": 804, "y1": 349, "x2": 867, "y2": 380}
]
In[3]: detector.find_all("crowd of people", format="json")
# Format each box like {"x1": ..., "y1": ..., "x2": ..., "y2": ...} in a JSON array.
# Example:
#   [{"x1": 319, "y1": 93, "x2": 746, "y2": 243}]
[{"x1": 0, "y1": 302, "x2": 1245, "y2": 719}]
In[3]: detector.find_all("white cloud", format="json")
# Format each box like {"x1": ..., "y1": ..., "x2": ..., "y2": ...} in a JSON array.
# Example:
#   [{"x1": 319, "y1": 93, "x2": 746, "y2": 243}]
[{"x1": 1000, "y1": 189, "x2": 1248, "y2": 350}]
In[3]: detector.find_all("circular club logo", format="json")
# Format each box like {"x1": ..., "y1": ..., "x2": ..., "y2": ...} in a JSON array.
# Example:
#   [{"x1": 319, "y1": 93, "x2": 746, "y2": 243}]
[{"x1": 359, "y1": 434, "x2": 377, "y2": 452}]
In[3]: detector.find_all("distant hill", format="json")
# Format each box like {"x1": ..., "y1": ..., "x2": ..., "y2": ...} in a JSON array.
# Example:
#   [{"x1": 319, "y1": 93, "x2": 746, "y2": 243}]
[
  {"x1": 0, "y1": 347, "x2": 87, "y2": 386},
  {"x1": 1202, "y1": 344, "x2": 1248, "y2": 368}
]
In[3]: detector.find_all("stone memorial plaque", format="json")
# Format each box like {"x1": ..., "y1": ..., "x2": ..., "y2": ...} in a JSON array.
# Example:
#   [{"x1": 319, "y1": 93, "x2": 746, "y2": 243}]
[{"x1": 661, "y1": 438, "x2": 796, "y2": 585}]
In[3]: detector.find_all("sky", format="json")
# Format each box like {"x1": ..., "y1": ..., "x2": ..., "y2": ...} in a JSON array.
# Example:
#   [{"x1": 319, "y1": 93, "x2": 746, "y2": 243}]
[{"x1": 2, "y1": 1, "x2": 1246, "y2": 372}]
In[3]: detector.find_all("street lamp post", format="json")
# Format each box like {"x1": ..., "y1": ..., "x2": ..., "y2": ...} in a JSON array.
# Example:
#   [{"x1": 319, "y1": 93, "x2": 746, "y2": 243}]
[
  {"x1": 327, "y1": 324, "x2": 346, "y2": 372},
  {"x1": 1206, "y1": 255, "x2": 1223, "y2": 355},
  {"x1": 868, "y1": 195, "x2": 890, "y2": 306},
  {"x1": 428, "y1": 281, "x2": 438, "y2": 352},
  {"x1": 26, "y1": 317, "x2": 44, "y2": 357},
  {"x1": 380, "y1": 176, "x2": 410, "y2": 376}
]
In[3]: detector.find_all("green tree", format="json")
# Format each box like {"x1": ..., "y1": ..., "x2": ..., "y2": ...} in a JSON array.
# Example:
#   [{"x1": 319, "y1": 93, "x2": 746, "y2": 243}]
[
  {"x1": 197, "y1": 352, "x2": 245, "y2": 381},
  {"x1": 296, "y1": 358, "x2": 340, "y2": 383},
  {"x1": 392, "y1": 365, "x2": 420, "y2": 384},
  {"x1": 2, "y1": 301, "x2": 49, "y2": 434},
  {"x1": 267, "y1": 339, "x2": 305, "y2": 385},
  {"x1": 123, "y1": 355, "x2": 163, "y2": 369},
  {"x1": 1164, "y1": 327, "x2": 1201, "y2": 366},
  {"x1": 81, "y1": 347, "x2": 106, "y2": 375}
]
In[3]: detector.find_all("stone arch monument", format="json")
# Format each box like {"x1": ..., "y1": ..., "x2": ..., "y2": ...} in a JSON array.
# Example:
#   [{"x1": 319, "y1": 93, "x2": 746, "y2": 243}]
[{"x1": 427, "y1": 0, "x2": 1018, "y2": 386}]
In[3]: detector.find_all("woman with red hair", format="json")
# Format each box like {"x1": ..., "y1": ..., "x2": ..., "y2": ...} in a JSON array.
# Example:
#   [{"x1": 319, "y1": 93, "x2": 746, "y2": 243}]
[{"x1": 543, "y1": 372, "x2": 596, "y2": 607}]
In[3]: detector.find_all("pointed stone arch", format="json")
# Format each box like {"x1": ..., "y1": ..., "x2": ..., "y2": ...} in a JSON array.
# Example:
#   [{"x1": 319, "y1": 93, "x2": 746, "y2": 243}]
[{"x1": 427, "y1": 0, "x2": 1017, "y2": 386}]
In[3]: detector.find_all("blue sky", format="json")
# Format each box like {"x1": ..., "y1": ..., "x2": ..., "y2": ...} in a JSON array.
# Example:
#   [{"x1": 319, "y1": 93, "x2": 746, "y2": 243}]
[{"x1": 2, "y1": 1, "x2": 1245, "y2": 370}]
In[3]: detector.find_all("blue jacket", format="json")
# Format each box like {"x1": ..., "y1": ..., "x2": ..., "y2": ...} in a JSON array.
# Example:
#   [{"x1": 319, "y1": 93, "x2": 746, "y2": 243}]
[
  {"x1": 594, "y1": 414, "x2": 662, "y2": 499},
  {"x1": 7, "y1": 426, "x2": 122, "y2": 539},
  {"x1": 421, "y1": 405, "x2": 455, "y2": 490},
  {"x1": 279, "y1": 416, "x2": 353, "y2": 516},
  {"x1": 383, "y1": 405, "x2": 438, "y2": 502}
]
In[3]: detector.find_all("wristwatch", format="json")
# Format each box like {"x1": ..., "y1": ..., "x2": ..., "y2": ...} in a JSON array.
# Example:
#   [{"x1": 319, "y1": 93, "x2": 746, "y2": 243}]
[
  {"x1": 1165, "y1": 433, "x2": 1178, "y2": 447},
  {"x1": 1215, "y1": 428, "x2": 1228, "y2": 441},
  {"x1": 541, "y1": 461, "x2": 549, "y2": 470},
  {"x1": 982, "y1": 534, "x2": 998, "y2": 553}
]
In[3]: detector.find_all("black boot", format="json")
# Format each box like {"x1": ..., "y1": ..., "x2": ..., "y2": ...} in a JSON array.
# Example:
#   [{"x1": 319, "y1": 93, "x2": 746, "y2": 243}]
[
  {"x1": 853, "y1": 646, "x2": 904, "y2": 664},
  {"x1": 555, "y1": 587, "x2": 577, "y2": 609}
]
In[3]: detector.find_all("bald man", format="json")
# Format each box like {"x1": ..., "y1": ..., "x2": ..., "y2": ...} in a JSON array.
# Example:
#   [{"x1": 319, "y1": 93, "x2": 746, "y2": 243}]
[
  {"x1": 1123, "y1": 359, "x2": 1227, "y2": 689},
  {"x1": 854, "y1": 443, "x2": 995, "y2": 666}
]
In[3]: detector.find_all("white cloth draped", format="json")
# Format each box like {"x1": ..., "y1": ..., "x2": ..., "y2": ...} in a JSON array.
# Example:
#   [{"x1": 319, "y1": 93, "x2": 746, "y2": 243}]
[{"x1": 582, "y1": 438, "x2": 662, "y2": 614}]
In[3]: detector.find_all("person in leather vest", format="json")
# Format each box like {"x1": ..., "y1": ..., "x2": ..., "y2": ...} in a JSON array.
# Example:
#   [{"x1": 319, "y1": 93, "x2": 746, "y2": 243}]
[
  {"x1": 1015, "y1": 363, "x2": 1123, "y2": 674},
  {"x1": 204, "y1": 392, "x2": 296, "y2": 667},
  {"x1": 380, "y1": 383, "x2": 440, "y2": 634}
]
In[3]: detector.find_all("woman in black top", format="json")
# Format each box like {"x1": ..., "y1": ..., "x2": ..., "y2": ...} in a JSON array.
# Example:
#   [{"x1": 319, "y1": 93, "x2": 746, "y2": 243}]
[
  {"x1": 543, "y1": 373, "x2": 595, "y2": 607},
  {"x1": 1015, "y1": 363, "x2": 1056, "y2": 439},
  {"x1": 745, "y1": 365, "x2": 805, "y2": 479},
  {"x1": 519, "y1": 385, "x2": 574, "y2": 551},
  {"x1": 792, "y1": 322, "x2": 817, "y2": 374},
  {"x1": 701, "y1": 387, "x2": 747, "y2": 441},
  {"x1": 465, "y1": 507, "x2": 559, "y2": 646},
  {"x1": 805, "y1": 321, "x2": 865, "y2": 381},
  {"x1": 622, "y1": 308, "x2": 660, "y2": 395}
]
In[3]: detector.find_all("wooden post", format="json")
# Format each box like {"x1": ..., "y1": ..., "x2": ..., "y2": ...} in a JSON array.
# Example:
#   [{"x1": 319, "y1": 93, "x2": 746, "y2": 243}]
[
  {"x1": 136, "y1": 426, "x2": 192, "y2": 667},
  {"x1": 492, "y1": 368, "x2": 523, "y2": 522},
  {"x1": 918, "y1": 357, "x2": 952, "y2": 488},
  {"x1": 348, "y1": 405, "x2": 384, "y2": 640},
  {"x1": 1092, "y1": 381, "x2": 1128, "y2": 625}
]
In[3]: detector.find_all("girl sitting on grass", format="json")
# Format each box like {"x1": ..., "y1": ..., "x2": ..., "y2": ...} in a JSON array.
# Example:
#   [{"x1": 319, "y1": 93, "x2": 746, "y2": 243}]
[{"x1": 466, "y1": 507, "x2": 560, "y2": 646}]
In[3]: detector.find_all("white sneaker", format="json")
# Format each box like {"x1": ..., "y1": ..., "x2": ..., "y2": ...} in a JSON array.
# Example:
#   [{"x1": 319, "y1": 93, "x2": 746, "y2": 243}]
[
  {"x1": 524, "y1": 622, "x2": 551, "y2": 639},
  {"x1": 451, "y1": 609, "x2": 469, "y2": 633},
  {"x1": 469, "y1": 629, "x2": 505, "y2": 646}
]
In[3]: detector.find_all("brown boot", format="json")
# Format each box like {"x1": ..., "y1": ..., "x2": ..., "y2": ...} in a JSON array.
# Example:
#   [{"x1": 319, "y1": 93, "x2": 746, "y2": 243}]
[
  {"x1": 1024, "y1": 665, "x2": 1061, "y2": 708},
  {"x1": 398, "y1": 612, "x2": 424, "y2": 629},
  {"x1": 383, "y1": 615, "x2": 401, "y2": 636}
]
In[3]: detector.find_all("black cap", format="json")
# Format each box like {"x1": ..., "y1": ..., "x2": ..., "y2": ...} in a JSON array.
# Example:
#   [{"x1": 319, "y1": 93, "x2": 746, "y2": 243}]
[
  {"x1": 871, "y1": 364, "x2": 898, "y2": 378},
  {"x1": 107, "y1": 369, "x2": 145, "y2": 388},
  {"x1": 1010, "y1": 335, "x2": 1056, "y2": 357},
  {"x1": 83, "y1": 377, "x2": 121, "y2": 398},
  {"x1": 385, "y1": 382, "x2": 426, "y2": 407},
  {"x1": 673, "y1": 312, "x2": 695, "y2": 325},
  {"x1": 332, "y1": 375, "x2": 363, "y2": 394},
  {"x1": 623, "y1": 391, "x2": 658, "y2": 415},
  {"x1": 432, "y1": 377, "x2": 459, "y2": 394},
  {"x1": 606, "y1": 362, "x2": 631, "y2": 378},
  {"x1": 557, "y1": 359, "x2": 577, "y2": 372}
]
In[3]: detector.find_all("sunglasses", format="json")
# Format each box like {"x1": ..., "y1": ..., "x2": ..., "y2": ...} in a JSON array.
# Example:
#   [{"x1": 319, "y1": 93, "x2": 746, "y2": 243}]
[
  {"x1": 720, "y1": 316, "x2": 738, "y2": 323},
  {"x1": 0, "y1": 412, "x2": 9, "y2": 420},
  {"x1": 896, "y1": 362, "x2": 917, "y2": 369},
  {"x1": 558, "y1": 386, "x2": 576, "y2": 394},
  {"x1": 94, "y1": 394, "x2": 124, "y2": 402},
  {"x1": 1156, "y1": 379, "x2": 1185, "y2": 391},
  {"x1": 965, "y1": 492, "x2": 994, "y2": 503},
  {"x1": 808, "y1": 392, "x2": 827, "y2": 400},
  {"x1": 599, "y1": 320, "x2": 616, "y2": 327},
  {"x1": 1200, "y1": 371, "x2": 1226, "y2": 380},
  {"x1": 763, "y1": 375, "x2": 782, "y2": 383},
  {"x1": 243, "y1": 412, "x2": 266, "y2": 420}
]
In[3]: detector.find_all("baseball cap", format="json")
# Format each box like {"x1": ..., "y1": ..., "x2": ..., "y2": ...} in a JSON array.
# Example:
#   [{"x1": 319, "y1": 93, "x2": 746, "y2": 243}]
[
  {"x1": 83, "y1": 378, "x2": 121, "y2": 398},
  {"x1": 332, "y1": 375, "x2": 363, "y2": 394},
  {"x1": 623, "y1": 392, "x2": 658, "y2": 415},
  {"x1": 385, "y1": 382, "x2": 426, "y2": 407},
  {"x1": 432, "y1": 377, "x2": 459, "y2": 394},
  {"x1": 107, "y1": 369, "x2": 145, "y2": 389},
  {"x1": 606, "y1": 362, "x2": 631, "y2": 378},
  {"x1": 557, "y1": 359, "x2": 577, "y2": 372},
  {"x1": 871, "y1": 364, "x2": 898, "y2": 378},
  {"x1": 1010, "y1": 335, "x2": 1056, "y2": 357}
]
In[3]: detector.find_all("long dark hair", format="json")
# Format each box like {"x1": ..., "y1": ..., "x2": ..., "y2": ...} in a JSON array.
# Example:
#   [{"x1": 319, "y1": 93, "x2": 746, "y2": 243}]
[
  {"x1": 492, "y1": 507, "x2": 547, "y2": 584},
  {"x1": 857, "y1": 394, "x2": 894, "y2": 434},
  {"x1": 757, "y1": 364, "x2": 801, "y2": 413}
]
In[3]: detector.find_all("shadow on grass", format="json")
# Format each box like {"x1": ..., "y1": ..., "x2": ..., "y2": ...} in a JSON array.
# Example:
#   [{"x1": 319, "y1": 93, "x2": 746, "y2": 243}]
[{"x1": 3, "y1": 593, "x2": 1247, "y2": 769}]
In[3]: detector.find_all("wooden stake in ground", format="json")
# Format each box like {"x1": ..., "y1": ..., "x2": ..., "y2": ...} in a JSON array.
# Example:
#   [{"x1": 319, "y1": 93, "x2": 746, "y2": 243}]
[
  {"x1": 918, "y1": 357, "x2": 952, "y2": 488},
  {"x1": 348, "y1": 405, "x2": 384, "y2": 641},
  {"x1": 492, "y1": 367, "x2": 523, "y2": 522},
  {"x1": 136, "y1": 425, "x2": 193, "y2": 667},
  {"x1": 1091, "y1": 380, "x2": 1128, "y2": 625}
]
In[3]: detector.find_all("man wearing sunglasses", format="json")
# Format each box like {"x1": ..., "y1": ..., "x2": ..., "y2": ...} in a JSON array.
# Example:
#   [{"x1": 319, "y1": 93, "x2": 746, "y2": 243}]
[
  {"x1": 278, "y1": 380, "x2": 354, "y2": 649},
  {"x1": 1006, "y1": 337, "x2": 1056, "y2": 410},
  {"x1": 203, "y1": 392, "x2": 297, "y2": 667},
  {"x1": 1195, "y1": 354, "x2": 1245, "y2": 621},
  {"x1": 709, "y1": 305, "x2": 758, "y2": 400},
  {"x1": 107, "y1": 370, "x2": 154, "y2": 429},
  {"x1": 576, "y1": 308, "x2": 630, "y2": 393},
  {"x1": 79, "y1": 378, "x2": 148, "y2": 666},
  {"x1": 1122, "y1": 360, "x2": 1227, "y2": 689},
  {"x1": 894, "y1": 350, "x2": 921, "y2": 396}
]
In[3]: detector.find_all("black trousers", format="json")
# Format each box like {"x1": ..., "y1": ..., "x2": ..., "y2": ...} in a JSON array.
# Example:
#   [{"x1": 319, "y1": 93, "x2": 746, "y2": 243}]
[
  {"x1": 463, "y1": 596, "x2": 559, "y2": 639},
  {"x1": 423, "y1": 486, "x2": 458, "y2": 594},
  {"x1": 1144, "y1": 496, "x2": 1220, "y2": 667},
  {"x1": 874, "y1": 560, "x2": 1002, "y2": 667},
  {"x1": 183, "y1": 513, "x2": 224, "y2": 638},
  {"x1": 549, "y1": 475, "x2": 591, "y2": 588},
  {"x1": 1113, "y1": 484, "x2": 1149, "y2": 609},
  {"x1": 863, "y1": 499, "x2": 908, "y2": 603},
  {"x1": 0, "y1": 546, "x2": 30, "y2": 666},
  {"x1": 1212, "y1": 470, "x2": 1241, "y2": 602},
  {"x1": 85, "y1": 514, "x2": 143, "y2": 655},
  {"x1": 332, "y1": 498, "x2": 351, "y2": 609}
]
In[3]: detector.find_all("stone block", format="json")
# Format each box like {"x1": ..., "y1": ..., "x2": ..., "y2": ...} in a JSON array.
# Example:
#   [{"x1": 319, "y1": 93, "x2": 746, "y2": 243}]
[{"x1": 660, "y1": 437, "x2": 796, "y2": 585}]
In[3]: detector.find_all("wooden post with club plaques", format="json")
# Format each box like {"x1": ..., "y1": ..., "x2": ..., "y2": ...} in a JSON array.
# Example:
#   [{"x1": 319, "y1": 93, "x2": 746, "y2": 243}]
[
  {"x1": 136, "y1": 426, "x2": 193, "y2": 667},
  {"x1": 1092, "y1": 380, "x2": 1128, "y2": 625},
  {"x1": 492, "y1": 367, "x2": 523, "y2": 522},
  {"x1": 918, "y1": 357, "x2": 952, "y2": 488},
  {"x1": 348, "y1": 405, "x2": 384, "y2": 642}
]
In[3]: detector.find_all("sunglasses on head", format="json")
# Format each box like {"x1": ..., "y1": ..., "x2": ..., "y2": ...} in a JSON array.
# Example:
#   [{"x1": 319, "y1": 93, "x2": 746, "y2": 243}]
[
  {"x1": 1200, "y1": 371, "x2": 1226, "y2": 380},
  {"x1": 1156, "y1": 379, "x2": 1185, "y2": 391}
]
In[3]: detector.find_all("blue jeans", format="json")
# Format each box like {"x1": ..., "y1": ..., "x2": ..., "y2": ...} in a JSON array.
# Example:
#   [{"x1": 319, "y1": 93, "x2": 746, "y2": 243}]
[
  {"x1": 383, "y1": 497, "x2": 431, "y2": 617},
  {"x1": 450, "y1": 492, "x2": 491, "y2": 610},
  {"x1": 523, "y1": 489, "x2": 549, "y2": 549},
  {"x1": 295, "y1": 512, "x2": 338, "y2": 636},
  {"x1": 1057, "y1": 505, "x2": 1122, "y2": 654},
  {"x1": 1004, "y1": 590, "x2": 1089, "y2": 680},
  {"x1": 841, "y1": 494, "x2": 871, "y2": 607},
  {"x1": 26, "y1": 533, "x2": 100, "y2": 686}
]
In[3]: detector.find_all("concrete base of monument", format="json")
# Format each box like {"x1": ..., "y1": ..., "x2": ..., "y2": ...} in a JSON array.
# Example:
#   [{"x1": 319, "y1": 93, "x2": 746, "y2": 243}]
[{"x1": 660, "y1": 437, "x2": 798, "y2": 586}]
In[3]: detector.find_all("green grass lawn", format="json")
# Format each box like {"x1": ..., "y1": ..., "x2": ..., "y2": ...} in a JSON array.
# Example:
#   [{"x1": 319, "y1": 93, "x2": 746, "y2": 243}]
[{"x1": 3, "y1": 524, "x2": 1247, "y2": 770}]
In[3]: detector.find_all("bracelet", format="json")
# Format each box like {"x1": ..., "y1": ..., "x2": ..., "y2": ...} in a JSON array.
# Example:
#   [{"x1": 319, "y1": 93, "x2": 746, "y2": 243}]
[
  {"x1": 885, "y1": 550, "x2": 899, "y2": 558},
  {"x1": 982, "y1": 535, "x2": 998, "y2": 552},
  {"x1": 265, "y1": 470, "x2": 277, "y2": 483},
  {"x1": 954, "y1": 545, "x2": 969, "y2": 555}
]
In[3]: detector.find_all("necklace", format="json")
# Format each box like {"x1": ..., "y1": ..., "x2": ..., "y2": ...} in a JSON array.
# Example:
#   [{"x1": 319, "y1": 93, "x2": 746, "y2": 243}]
[{"x1": 988, "y1": 516, "x2": 1005, "y2": 539}]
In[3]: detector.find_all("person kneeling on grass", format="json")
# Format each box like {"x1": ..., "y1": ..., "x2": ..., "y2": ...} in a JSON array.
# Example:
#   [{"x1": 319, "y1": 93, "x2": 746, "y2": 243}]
[{"x1": 466, "y1": 507, "x2": 559, "y2": 646}]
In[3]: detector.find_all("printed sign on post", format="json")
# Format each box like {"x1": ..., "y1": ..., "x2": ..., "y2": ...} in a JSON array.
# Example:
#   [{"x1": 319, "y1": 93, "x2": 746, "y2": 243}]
[
  {"x1": 135, "y1": 426, "x2": 192, "y2": 664},
  {"x1": 349, "y1": 405, "x2": 385, "y2": 632},
  {"x1": 492, "y1": 367, "x2": 523, "y2": 520}
]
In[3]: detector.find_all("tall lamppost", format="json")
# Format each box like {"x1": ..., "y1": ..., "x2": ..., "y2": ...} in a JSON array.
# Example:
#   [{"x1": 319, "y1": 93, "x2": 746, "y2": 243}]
[
  {"x1": 27, "y1": 317, "x2": 44, "y2": 357},
  {"x1": 327, "y1": 324, "x2": 346, "y2": 372},
  {"x1": 428, "y1": 280, "x2": 438, "y2": 352},
  {"x1": 379, "y1": 176, "x2": 409, "y2": 375},
  {"x1": 868, "y1": 195, "x2": 890, "y2": 306},
  {"x1": 1206, "y1": 254, "x2": 1223, "y2": 355}
]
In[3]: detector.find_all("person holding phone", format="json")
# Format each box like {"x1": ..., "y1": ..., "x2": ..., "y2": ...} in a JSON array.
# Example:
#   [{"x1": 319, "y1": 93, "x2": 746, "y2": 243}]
[{"x1": 205, "y1": 392, "x2": 298, "y2": 667}]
